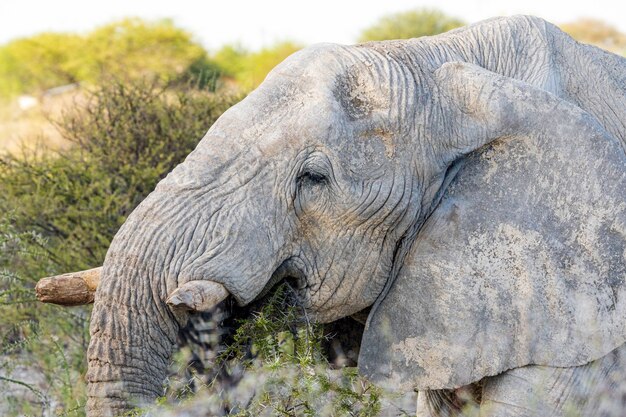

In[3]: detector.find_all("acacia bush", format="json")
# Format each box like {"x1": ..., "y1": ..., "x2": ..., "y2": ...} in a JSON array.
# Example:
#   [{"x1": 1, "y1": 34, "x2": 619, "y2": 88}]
[
  {"x1": 0, "y1": 216, "x2": 89, "y2": 415},
  {"x1": 150, "y1": 285, "x2": 382, "y2": 416},
  {"x1": 0, "y1": 81, "x2": 240, "y2": 415},
  {"x1": 1, "y1": 81, "x2": 240, "y2": 270}
]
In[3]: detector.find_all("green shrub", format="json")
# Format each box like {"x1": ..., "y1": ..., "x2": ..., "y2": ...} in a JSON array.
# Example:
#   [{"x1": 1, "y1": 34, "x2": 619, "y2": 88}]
[
  {"x1": 0, "y1": 32, "x2": 84, "y2": 97},
  {"x1": 154, "y1": 285, "x2": 382, "y2": 416},
  {"x1": 358, "y1": 8, "x2": 464, "y2": 42},
  {"x1": 1, "y1": 80, "x2": 240, "y2": 270},
  {"x1": 213, "y1": 42, "x2": 302, "y2": 90},
  {"x1": 0, "y1": 81, "x2": 241, "y2": 415},
  {"x1": 0, "y1": 18, "x2": 221, "y2": 99},
  {"x1": 220, "y1": 285, "x2": 382, "y2": 417},
  {"x1": 0, "y1": 215, "x2": 89, "y2": 416},
  {"x1": 0, "y1": 19, "x2": 306, "y2": 99}
]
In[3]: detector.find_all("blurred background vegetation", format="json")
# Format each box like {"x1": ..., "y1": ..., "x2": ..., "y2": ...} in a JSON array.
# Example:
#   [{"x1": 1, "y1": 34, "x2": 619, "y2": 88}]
[
  {"x1": 0, "y1": 8, "x2": 625, "y2": 416},
  {"x1": 358, "y1": 9, "x2": 464, "y2": 42}
]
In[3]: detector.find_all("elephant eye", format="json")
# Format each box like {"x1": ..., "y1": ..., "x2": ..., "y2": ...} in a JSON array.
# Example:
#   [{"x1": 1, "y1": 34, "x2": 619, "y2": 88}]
[
  {"x1": 295, "y1": 170, "x2": 329, "y2": 210},
  {"x1": 297, "y1": 171, "x2": 328, "y2": 187}
]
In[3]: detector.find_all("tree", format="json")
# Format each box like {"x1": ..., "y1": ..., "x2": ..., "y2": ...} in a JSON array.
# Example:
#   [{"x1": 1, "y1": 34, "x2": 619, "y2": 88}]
[
  {"x1": 0, "y1": 33, "x2": 84, "y2": 97},
  {"x1": 212, "y1": 43, "x2": 250, "y2": 80},
  {"x1": 81, "y1": 18, "x2": 209, "y2": 83},
  {"x1": 560, "y1": 19, "x2": 626, "y2": 55},
  {"x1": 358, "y1": 8, "x2": 464, "y2": 42},
  {"x1": 0, "y1": 18, "x2": 220, "y2": 98},
  {"x1": 213, "y1": 41, "x2": 302, "y2": 90}
]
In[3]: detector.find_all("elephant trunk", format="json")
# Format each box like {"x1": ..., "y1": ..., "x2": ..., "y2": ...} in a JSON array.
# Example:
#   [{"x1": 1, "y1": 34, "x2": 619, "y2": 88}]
[
  {"x1": 81, "y1": 140, "x2": 282, "y2": 415},
  {"x1": 85, "y1": 262, "x2": 180, "y2": 416}
]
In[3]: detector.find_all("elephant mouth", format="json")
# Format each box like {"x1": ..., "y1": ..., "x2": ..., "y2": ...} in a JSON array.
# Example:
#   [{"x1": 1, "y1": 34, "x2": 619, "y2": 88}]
[
  {"x1": 162, "y1": 257, "x2": 310, "y2": 314},
  {"x1": 254, "y1": 257, "x2": 309, "y2": 306},
  {"x1": 175, "y1": 258, "x2": 315, "y2": 379},
  {"x1": 178, "y1": 275, "x2": 365, "y2": 384}
]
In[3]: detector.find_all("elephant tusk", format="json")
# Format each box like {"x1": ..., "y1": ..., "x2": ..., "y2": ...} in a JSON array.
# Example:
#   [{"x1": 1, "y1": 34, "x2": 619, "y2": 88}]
[
  {"x1": 166, "y1": 280, "x2": 229, "y2": 312},
  {"x1": 35, "y1": 267, "x2": 101, "y2": 306}
]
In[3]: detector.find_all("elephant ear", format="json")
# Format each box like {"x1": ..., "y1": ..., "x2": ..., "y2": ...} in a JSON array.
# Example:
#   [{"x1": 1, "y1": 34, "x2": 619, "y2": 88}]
[{"x1": 359, "y1": 62, "x2": 626, "y2": 391}]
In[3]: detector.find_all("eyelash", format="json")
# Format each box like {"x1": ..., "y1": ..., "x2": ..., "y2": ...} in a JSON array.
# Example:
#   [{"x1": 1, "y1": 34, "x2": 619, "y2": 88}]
[{"x1": 297, "y1": 171, "x2": 328, "y2": 186}]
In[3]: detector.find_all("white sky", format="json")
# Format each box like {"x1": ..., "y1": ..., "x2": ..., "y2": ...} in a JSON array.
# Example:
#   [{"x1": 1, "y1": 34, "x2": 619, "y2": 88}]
[{"x1": 0, "y1": 0, "x2": 624, "y2": 51}]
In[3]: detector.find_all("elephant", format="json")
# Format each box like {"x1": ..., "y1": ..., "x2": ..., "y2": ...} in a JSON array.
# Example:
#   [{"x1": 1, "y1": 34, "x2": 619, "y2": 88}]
[{"x1": 34, "y1": 15, "x2": 626, "y2": 417}]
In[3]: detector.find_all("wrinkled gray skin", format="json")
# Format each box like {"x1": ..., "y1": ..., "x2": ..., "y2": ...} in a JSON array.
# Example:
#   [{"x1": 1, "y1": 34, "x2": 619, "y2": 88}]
[{"x1": 86, "y1": 16, "x2": 626, "y2": 416}]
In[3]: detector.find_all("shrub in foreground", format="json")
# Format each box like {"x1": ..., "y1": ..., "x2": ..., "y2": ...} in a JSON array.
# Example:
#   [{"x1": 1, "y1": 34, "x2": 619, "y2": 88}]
[
  {"x1": 0, "y1": 81, "x2": 240, "y2": 415},
  {"x1": 149, "y1": 285, "x2": 383, "y2": 416}
]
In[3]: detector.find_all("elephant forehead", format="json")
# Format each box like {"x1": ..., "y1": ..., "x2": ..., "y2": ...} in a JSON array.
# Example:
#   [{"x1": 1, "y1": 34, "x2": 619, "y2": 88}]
[
  {"x1": 238, "y1": 99, "x2": 385, "y2": 159},
  {"x1": 189, "y1": 59, "x2": 402, "y2": 169},
  {"x1": 254, "y1": 107, "x2": 337, "y2": 153},
  {"x1": 252, "y1": 116, "x2": 396, "y2": 176}
]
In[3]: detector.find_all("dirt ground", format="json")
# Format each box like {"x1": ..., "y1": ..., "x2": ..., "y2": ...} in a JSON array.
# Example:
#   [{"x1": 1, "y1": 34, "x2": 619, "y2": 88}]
[{"x1": 0, "y1": 89, "x2": 84, "y2": 155}]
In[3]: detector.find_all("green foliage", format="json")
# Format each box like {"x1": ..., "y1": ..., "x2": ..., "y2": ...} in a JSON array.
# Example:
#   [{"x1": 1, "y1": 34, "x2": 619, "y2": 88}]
[
  {"x1": 1, "y1": 81, "x2": 240, "y2": 271},
  {"x1": 155, "y1": 285, "x2": 382, "y2": 416},
  {"x1": 0, "y1": 215, "x2": 89, "y2": 416},
  {"x1": 81, "y1": 19, "x2": 210, "y2": 84},
  {"x1": 0, "y1": 18, "x2": 220, "y2": 99},
  {"x1": 0, "y1": 32, "x2": 84, "y2": 97},
  {"x1": 358, "y1": 8, "x2": 464, "y2": 42},
  {"x1": 178, "y1": 55, "x2": 224, "y2": 91},
  {"x1": 213, "y1": 44, "x2": 250, "y2": 79},
  {"x1": 0, "y1": 81, "x2": 240, "y2": 415},
  {"x1": 0, "y1": 17, "x2": 303, "y2": 99},
  {"x1": 213, "y1": 41, "x2": 302, "y2": 90},
  {"x1": 221, "y1": 286, "x2": 382, "y2": 416}
]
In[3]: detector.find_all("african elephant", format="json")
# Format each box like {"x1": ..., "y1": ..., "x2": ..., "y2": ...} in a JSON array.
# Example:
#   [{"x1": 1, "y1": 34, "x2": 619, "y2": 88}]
[{"x1": 35, "y1": 15, "x2": 626, "y2": 416}]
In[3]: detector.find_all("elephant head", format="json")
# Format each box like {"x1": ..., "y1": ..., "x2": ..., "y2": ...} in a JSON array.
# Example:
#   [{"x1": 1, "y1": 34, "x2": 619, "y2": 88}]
[
  {"x1": 83, "y1": 43, "x2": 448, "y2": 414},
  {"x1": 35, "y1": 16, "x2": 626, "y2": 416}
]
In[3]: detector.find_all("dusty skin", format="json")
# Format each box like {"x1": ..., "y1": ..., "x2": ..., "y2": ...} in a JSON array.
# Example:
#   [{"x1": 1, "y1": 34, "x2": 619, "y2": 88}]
[{"x1": 37, "y1": 16, "x2": 626, "y2": 417}]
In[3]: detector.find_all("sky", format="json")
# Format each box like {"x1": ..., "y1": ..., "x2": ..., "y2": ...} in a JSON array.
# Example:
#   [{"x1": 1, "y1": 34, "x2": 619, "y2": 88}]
[{"x1": 0, "y1": 0, "x2": 625, "y2": 50}]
